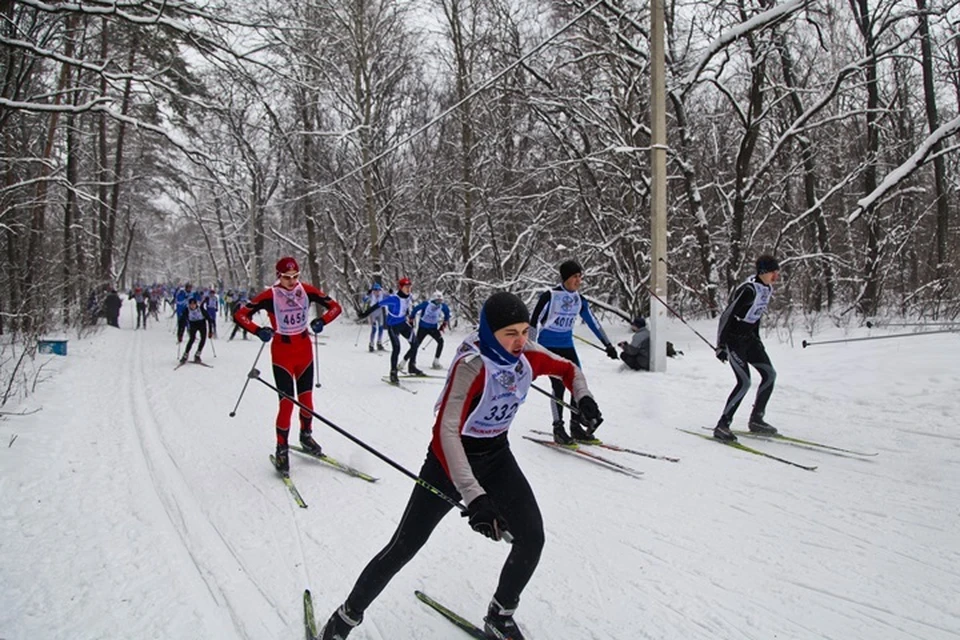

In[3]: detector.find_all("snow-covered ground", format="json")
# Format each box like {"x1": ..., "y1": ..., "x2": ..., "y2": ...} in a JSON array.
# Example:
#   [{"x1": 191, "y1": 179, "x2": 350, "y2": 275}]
[{"x1": 2, "y1": 303, "x2": 958, "y2": 640}]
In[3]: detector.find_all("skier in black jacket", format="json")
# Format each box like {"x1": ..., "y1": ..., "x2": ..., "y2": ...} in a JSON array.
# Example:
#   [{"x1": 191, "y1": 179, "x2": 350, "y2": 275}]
[{"x1": 713, "y1": 255, "x2": 780, "y2": 442}]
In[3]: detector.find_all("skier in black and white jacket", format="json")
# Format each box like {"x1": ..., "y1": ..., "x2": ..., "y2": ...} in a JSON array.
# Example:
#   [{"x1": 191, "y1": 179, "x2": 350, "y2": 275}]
[{"x1": 713, "y1": 254, "x2": 781, "y2": 442}]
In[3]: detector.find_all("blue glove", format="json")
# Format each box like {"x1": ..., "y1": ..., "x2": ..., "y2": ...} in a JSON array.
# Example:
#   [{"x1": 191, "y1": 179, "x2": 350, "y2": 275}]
[
  {"x1": 461, "y1": 494, "x2": 510, "y2": 541},
  {"x1": 310, "y1": 318, "x2": 325, "y2": 334},
  {"x1": 256, "y1": 327, "x2": 274, "y2": 343}
]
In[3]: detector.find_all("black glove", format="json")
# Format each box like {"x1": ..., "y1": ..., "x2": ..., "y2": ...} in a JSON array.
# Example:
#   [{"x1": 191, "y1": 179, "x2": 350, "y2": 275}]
[
  {"x1": 605, "y1": 344, "x2": 619, "y2": 360},
  {"x1": 310, "y1": 318, "x2": 325, "y2": 334},
  {"x1": 715, "y1": 345, "x2": 728, "y2": 363},
  {"x1": 256, "y1": 327, "x2": 274, "y2": 343},
  {"x1": 577, "y1": 396, "x2": 603, "y2": 432},
  {"x1": 462, "y1": 494, "x2": 509, "y2": 541}
]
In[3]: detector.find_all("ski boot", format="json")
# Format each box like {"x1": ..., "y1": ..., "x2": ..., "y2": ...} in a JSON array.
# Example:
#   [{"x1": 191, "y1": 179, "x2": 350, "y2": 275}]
[
  {"x1": 300, "y1": 432, "x2": 323, "y2": 457},
  {"x1": 552, "y1": 420, "x2": 574, "y2": 446},
  {"x1": 273, "y1": 445, "x2": 290, "y2": 474},
  {"x1": 431, "y1": 358, "x2": 443, "y2": 370},
  {"x1": 179, "y1": 354, "x2": 188, "y2": 365},
  {"x1": 570, "y1": 422, "x2": 598, "y2": 443},
  {"x1": 377, "y1": 342, "x2": 386, "y2": 351},
  {"x1": 483, "y1": 598, "x2": 525, "y2": 640},
  {"x1": 320, "y1": 604, "x2": 363, "y2": 640},
  {"x1": 407, "y1": 364, "x2": 426, "y2": 377},
  {"x1": 713, "y1": 417, "x2": 737, "y2": 442},
  {"x1": 368, "y1": 343, "x2": 375, "y2": 353},
  {"x1": 748, "y1": 414, "x2": 778, "y2": 435},
  {"x1": 389, "y1": 369, "x2": 400, "y2": 384},
  {"x1": 193, "y1": 354, "x2": 202, "y2": 364}
]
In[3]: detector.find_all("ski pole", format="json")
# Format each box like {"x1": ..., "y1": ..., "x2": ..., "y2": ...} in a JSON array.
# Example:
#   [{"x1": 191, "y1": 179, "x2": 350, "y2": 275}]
[
  {"x1": 530, "y1": 383, "x2": 579, "y2": 413},
  {"x1": 645, "y1": 285, "x2": 716, "y2": 350},
  {"x1": 354, "y1": 322, "x2": 364, "y2": 347},
  {"x1": 573, "y1": 334, "x2": 604, "y2": 352},
  {"x1": 314, "y1": 334, "x2": 322, "y2": 388},
  {"x1": 802, "y1": 328, "x2": 958, "y2": 348},
  {"x1": 419, "y1": 335, "x2": 433, "y2": 351},
  {"x1": 865, "y1": 320, "x2": 960, "y2": 328},
  {"x1": 208, "y1": 334, "x2": 217, "y2": 358},
  {"x1": 248, "y1": 370, "x2": 513, "y2": 543},
  {"x1": 228, "y1": 341, "x2": 267, "y2": 417}
]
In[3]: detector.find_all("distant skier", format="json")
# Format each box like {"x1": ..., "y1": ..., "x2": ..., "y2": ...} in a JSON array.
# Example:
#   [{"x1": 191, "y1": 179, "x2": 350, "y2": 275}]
[
  {"x1": 713, "y1": 254, "x2": 781, "y2": 442},
  {"x1": 318, "y1": 292, "x2": 603, "y2": 640},
  {"x1": 179, "y1": 296, "x2": 210, "y2": 364},
  {"x1": 203, "y1": 286, "x2": 219, "y2": 338},
  {"x1": 361, "y1": 282, "x2": 387, "y2": 352},
  {"x1": 529, "y1": 259, "x2": 618, "y2": 444},
  {"x1": 103, "y1": 288, "x2": 122, "y2": 328},
  {"x1": 410, "y1": 290, "x2": 451, "y2": 369},
  {"x1": 358, "y1": 277, "x2": 423, "y2": 382},
  {"x1": 174, "y1": 283, "x2": 193, "y2": 343},
  {"x1": 234, "y1": 257, "x2": 342, "y2": 473},
  {"x1": 129, "y1": 286, "x2": 148, "y2": 329}
]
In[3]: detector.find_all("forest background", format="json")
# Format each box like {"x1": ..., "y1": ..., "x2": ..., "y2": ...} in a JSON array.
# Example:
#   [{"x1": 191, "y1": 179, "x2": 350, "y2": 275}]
[{"x1": 2, "y1": 0, "x2": 959, "y2": 352}]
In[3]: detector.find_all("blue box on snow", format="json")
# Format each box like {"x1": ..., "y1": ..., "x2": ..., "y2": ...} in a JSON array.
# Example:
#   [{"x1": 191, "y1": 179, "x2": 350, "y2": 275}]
[{"x1": 37, "y1": 339, "x2": 68, "y2": 356}]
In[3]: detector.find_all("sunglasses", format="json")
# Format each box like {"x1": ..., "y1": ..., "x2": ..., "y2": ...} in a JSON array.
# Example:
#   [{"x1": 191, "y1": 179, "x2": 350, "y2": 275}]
[{"x1": 280, "y1": 272, "x2": 300, "y2": 280}]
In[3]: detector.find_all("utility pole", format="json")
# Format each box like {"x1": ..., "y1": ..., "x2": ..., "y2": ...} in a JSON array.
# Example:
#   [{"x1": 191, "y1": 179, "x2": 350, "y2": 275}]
[{"x1": 649, "y1": 0, "x2": 668, "y2": 372}]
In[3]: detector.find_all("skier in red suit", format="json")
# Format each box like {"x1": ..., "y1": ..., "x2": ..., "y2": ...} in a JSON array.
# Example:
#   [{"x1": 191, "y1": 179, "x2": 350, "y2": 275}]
[{"x1": 235, "y1": 257, "x2": 342, "y2": 472}]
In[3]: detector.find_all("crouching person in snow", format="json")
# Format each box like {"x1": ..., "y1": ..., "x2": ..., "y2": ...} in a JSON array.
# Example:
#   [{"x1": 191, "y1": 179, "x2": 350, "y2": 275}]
[
  {"x1": 234, "y1": 257, "x2": 342, "y2": 473},
  {"x1": 618, "y1": 316, "x2": 651, "y2": 371},
  {"x1": 179, "y1": 296, "x2": 209, "y2": 364},
  {"x1": 319, "y1": 291, "x2": 603, "y2": 640}
]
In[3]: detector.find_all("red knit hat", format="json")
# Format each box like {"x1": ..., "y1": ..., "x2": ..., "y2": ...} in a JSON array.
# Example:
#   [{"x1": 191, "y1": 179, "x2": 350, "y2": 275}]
[
  {"x1": 276, "y1": 257, "x2": 299, "y2": 275},
  {"x1": 397, "y1": 277, "x2": 412, "y2": 287}
]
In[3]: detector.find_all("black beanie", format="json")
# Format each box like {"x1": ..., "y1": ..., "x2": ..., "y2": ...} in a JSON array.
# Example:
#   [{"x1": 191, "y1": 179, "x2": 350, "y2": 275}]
[
  {"x1": 482, "y1": 292, "x2": 530, "y2": 332},
  {"x1": 559, "y1": 260, "x2": 582, "y2": 282},
  {"x1": 756, "y1": 254, "x2": 780, "y2": 274}
]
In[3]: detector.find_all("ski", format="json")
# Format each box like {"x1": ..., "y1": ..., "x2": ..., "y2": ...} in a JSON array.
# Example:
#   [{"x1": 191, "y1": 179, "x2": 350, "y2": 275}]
[
  {"x1": 174, "y1": 360, "x2": 214, "y2": 370},
  {"x1": 269, "y1": 455, "x2": 309, "y2": 508},
  {"x1": 414, "y1": 590, "x2": 487, "y2": 639},
  {"x1": 530, "y1": 429, "x2": 680, "y2": 463},
  {"x1": 398, "y1": 372, "x2": 445, "y2": 380},
  {"x1": 729, "y1": 429, "x2": 877, "y2": 457},
  {"x1": 303, "y1": 589, "x2": 317, "y2": 640},
  {"x1": 381, "y1": 377, "x2": 418, "y2": 394},
  {"x1": 522, "y1": 436, "x2": 644, "y2": 479},
  {"x1": 677, "y1": 429, "x2": 817, "y2": 471},
  {"x1": 290, "y1": 445, "x2": 379, "y2": 483}
]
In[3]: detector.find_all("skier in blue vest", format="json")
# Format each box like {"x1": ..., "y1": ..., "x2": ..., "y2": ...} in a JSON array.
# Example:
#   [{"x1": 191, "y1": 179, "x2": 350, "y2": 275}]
[
  {"x1": 530, "y1": 260, "x2": 619, "y2": 445},
  {"x1": 713, "y1": 254, "x2": 781, "y2": 442},
  {"x1": 358, "y1": 277, "x2": 424, "y2": 381},
  {"x1": 361, "y1": 282, "x2": 387, "y2": 352},
  {"x1": 409, "y1": 290, "x2": 451, "y2": 369}
]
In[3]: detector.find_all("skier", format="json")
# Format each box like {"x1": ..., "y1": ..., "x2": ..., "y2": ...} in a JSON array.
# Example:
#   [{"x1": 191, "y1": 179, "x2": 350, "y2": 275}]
[
  {"x1": 713, "y1": 255, "x2": 781, "y2": 442},
  {"x1": 203, "y1": 286, "x2": 219, "y2": 338},
  {"x1": 103, "y1": 288, "x2": 122, "y2": 328},
  {"x1": 618, "y1": 316, "x2": 650, "y2": 371},
  {"x1": 358, "y1": 276, "x2": 423, "y2": 381},
  {"x1": 361, "y1": 282, "x2": 387, "y2": 352},
  {"x1": 234, "y1": 257, "x2": 342, "y2": 472},
  {"x1": 410, "y1": 290, "x2": 451, "y2": 369},
  {"x1": 179, "y1": 296, "x2": 210, "y2": 364},
  {"x1": 228, "y1": 291, "x2": 250, "y2": 341},
  {"x1": 529, "y1": 260, "x2": 618, "y2": 444},
  {"x1": 174, "y1": 282, "x2": 193, "y2": 343},
  {"x1": 129, "y1": 286, "x2": 148, "y2": 329},
  {"x1": 318, "y1": 292, "x2": 603, "y2": 640}
]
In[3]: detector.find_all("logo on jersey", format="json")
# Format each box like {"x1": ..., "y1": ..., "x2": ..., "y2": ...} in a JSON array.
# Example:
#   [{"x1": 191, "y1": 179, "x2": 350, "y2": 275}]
[
  {"x1": 560, "y1": 294, "x2": 577, "y2": 312},
  {"x1": 492, "y1": 369, "x2": 517, "y2": 393}
]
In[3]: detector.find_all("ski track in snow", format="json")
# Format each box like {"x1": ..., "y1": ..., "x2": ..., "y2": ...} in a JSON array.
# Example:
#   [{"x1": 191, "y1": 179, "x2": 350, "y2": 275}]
[{"x1": 1, "y1": 305, "x2": 959, "y2": 639}]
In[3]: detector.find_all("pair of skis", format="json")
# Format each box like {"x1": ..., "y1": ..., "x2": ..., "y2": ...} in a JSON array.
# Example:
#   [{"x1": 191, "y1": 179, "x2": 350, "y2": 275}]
[
  {"x1": 381, "y1": 371, "x2": 445, "y2": 394},
  {"x1": 528, "y1": 429, "x2": 680, "y2": 463},
  {"x1": 302, "y1": 589, "x2": 493, "y2": 640},
  {"x1": 271, "y1": 446, "x2": 379, "y2": 509},
  {"x1": 522, "y1": 435, "x2": 645, "y2": 479},
  {"x1": 679, "y1": 427, "x2": 878, "y2": 471},
  {"x1": 174, "y1": 360, "x2": 213, "y2": 371}
]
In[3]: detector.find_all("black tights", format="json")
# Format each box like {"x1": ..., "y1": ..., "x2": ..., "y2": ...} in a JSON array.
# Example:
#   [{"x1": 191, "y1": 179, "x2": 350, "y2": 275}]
[{"x1": 345, "y1": 445, "x2": 544, "y2": 614}]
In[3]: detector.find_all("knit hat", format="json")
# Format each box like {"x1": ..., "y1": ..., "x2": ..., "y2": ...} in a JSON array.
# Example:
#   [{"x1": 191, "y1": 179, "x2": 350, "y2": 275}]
[
  {"x1": 630, "y1": 316, "x2": 646, "y2": 330},
  {"x1": 276, "y1": 256, "x2": 299, "y2": 275},
  {"x1": 481, "y1": 292, "x2": 530, "y2": 333},
  {"x1": 372, "y1": 282, "x2": 382, "y2": 291},
  {"x1": 397, "y1": 277, "x2": 412, "y2": 288},
  {"x1": 559, "y1": 260, "x2": 583, "y2": 282},
  {"x1": 755, "y1": 255, "x2": 780, "y2": 275}
]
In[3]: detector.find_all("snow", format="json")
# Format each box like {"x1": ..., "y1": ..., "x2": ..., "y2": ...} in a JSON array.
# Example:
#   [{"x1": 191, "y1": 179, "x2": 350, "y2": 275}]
[{"x1": 2, "y1": 305, "x2": 959, "y2": 640}]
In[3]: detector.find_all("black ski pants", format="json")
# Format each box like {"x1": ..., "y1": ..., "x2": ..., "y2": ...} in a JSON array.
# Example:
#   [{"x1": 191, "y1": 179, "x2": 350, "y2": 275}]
[
  {"x1": 344, "y1": 444, "x2": 544, "y2": 615},
  {"x1": 183, "y1": 320, "x2": 207, "y2": 358},
  {"x1": 387, "y1": 322, "x2": 418, "y2": 371},
  {"x1": 415, "y1": 326, "x2": 444, "y2": 359},
  {"x1": 545, "y1": 345, "x2": 581, "y2": 428},
  {"x1": 722, "y1": 337, "x2": 776, "y2": 422}
]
